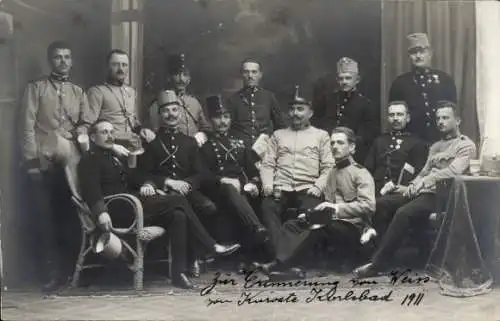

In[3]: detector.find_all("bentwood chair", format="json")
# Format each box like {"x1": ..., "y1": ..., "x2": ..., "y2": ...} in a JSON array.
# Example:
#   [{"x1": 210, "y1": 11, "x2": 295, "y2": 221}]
[{"x1": 64, "y1": 164, "x2": 171, "y2": 291}]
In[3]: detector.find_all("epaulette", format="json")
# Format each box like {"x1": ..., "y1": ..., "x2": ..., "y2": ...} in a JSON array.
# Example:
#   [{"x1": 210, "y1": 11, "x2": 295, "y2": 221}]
[
  {"x1": 29, "y1": 75, "x2": 49, "y2": 84},
  {"x1": 353, "y1": 162, "x2": 364, "y2": 169}
]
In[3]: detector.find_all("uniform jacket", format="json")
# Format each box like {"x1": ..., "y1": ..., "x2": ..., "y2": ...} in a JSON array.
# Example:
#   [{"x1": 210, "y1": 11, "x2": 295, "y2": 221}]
[
  {"x1": 149, "y1": 91, "x2": 211, "y2": 136},
  {"x1": 21, "y1": 74, "x2": 89, "y2": 169},
  {"x1": 78, "y1": 146, "x2": 144, "y2": 219},
  {"x1": 364, "y1": 131, "x2": 428, "y2": 193},
  {"x1": 323, "y1": 157, "x2": 376, "y2": 232},
  {"x1": 412, "y1": 133, "x2": 476, "y2": 194},
  {"x1": 137, "y1": 128, "x2": 206, "y2": 191},
  {"x1": 260, "y1": 125, "x2": 335, "y2": 192},
  {"x1": 200, "y1": 132, "x2": 261, "y2": 188},
  {"x1": 389, "y1": 68, "x2": 457, "y2": 143},
  {"x1": 311, "y1": 89, "x2": 379, "y2": 162},
  {"x1": 227, "y1": 87, "x2": 286, "y2": 146},
  {"x1": 85, "y1": 83, "x2": 142, "y2": 140}
]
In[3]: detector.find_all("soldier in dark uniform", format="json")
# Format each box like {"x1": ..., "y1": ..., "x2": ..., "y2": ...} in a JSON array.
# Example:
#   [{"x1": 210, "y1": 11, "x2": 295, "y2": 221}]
[
  {"x1": 200, "y1": 95, "x2": 273, "y2": 270},
  {"x1": 21, "y1": 41, "x2": 89, "y2": 292},
  {"x1": 365, "y1": 101, "x2": 428, "y2": 196},
  {"x1": 78, "y1": 120, "x2": 240, "y2": 289},
  {"x1": 149, "y1": 54, "x2": 212, "y2": 146},
  {"x1": 354, "y1": 101, "x2": 476, "y2": 278},
  {"x1": 312, "y1": 57, "x2": 378, "y2": 163},
  {"x1": 138, "y1": 90, "x2": 217, "y2": 219},
  {"x1": 388, "y1": 33, "x2": 457, "y2": 143},
  {"x1": 226, "y1": 59, "x2": 286, "y2": 149}
]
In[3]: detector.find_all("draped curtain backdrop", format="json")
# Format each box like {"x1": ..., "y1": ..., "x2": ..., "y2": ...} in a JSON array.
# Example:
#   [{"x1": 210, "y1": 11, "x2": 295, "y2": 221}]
[{"x1": 381, "y1": 0, "x2": 478, "y2": 145}]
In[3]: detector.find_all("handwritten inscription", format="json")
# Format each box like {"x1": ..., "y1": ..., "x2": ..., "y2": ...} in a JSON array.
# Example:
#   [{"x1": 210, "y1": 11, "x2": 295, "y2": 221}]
[{"x1": 201, "y1": 269, "x2": 427, "y2": 307}]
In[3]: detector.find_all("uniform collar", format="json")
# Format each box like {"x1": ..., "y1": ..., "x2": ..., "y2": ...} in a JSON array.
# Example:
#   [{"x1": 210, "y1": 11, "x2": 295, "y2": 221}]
[
  {"x1": 214, "y1": 131, "x2": 229, "y2": 139},
  {"x1": 413, "y1": 67, "x2": 431, "y2": 75},
  {"x1": 242, "y1": 86, "x2": 260, "y2": 95},
  {"x1": 335, "y1": 156, "x2": 354, "y2": 169},
  {"x1": 106, "y1": 78, "x2": 125, "y2": 87},
  {"x1": 161, "y1": 126, "x2": 180, "y2": 136},
  {"x1": 442, "y1": 131, "x2": 460, "y2": 141},
  {"x1": 390, "y1": 130, "x2": 408, "y2": 137},
  {"x1": 290, "y1": 123, "x2": 311, "y2": 131},
  {"x1": 49, "y1": 72, "x2": 70, "y2": 82}
]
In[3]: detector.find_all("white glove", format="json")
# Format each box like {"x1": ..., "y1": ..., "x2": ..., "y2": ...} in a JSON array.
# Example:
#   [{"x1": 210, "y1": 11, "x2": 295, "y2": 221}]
[
  {"x1": 194, "y1": 132, "x2": 208, "y2": 147},
  {"x1": 360, "y1": 228, "x2": 377, "y2": 245},
  {"x1": 380, "y1": 181, "x2": 396, "y2": 196},
  {"x1": 243, "y1": 182, "x2": 259, "y2": 197},
  {"x1": 139, "y1": 184, "x2": 156, "y2": 197},
  {"x1": 140, "y1": 128, "x2": 156, "y2": 143},
  {"x1": 111, "y1": 144, "x2": 130, "y2": 157}
]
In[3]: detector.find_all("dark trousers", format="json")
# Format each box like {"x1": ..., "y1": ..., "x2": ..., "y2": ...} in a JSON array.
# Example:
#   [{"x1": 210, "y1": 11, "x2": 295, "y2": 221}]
[
  {"x1": 371, "y1": 193, "x2": 436, "y2": 267},
  {"x1": 186, "y1": 190, "x2": 217, "y2": 217},
  {"x1": 204, "y1": 184, "x2": 263, "y2": 245},
  {"x1": 110, "y1": 194, "x2": 217, "y2": 276},
  {"x1": 29, "y1": 163, "x2": 80, "y2": 282},
  {"x1": 261, "y1": 190, "x2": 322, "y2": 260}
]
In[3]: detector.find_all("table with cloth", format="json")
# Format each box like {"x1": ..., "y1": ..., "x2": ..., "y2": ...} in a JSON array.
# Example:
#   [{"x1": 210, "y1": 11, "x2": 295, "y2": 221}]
[{"x1": 426, "y1": 175, "x2": 500, "y2": 297}]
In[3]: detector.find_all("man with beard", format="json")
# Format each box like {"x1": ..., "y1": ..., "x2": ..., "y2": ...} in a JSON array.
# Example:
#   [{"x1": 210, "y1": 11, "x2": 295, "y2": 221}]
[
  {"x1": 149, "y1": 54, "x2": 211, "y2": 146},
  {"x1": 84, "y1": 49, "x2": 156, "y2": 154},
  {"x1": 312, "y1": 57, "x2": 378, "y2": 163},
  {"x1": 21, "y1": 41, "x2": 89, "y2": 292},
  {"x1": 354, "y1": 101, "x2": 476, "y2": 278},
  {"x1": 259, "y1": 86, "x2": 334, "y2": 270},
  {"x1": 78, "y1": 120, "x2": 241, "y2": 289},
  {"x1": 364, "y1": 101, "x2": 428, "y2": 196},
  {"x1": 389, "y1": 33, "x2": 457, "y2": 143},
  {"x1": 226, "y1": 59, "x2": 286, "y2": 153},
  {"x1": 200, "y1": 95, "x2": 271, "y2": 271}
]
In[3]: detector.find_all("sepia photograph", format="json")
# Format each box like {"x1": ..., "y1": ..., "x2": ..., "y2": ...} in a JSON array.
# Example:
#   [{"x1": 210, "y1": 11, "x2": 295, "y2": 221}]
[{"x1": 0, "y1": 0, "x2": 499, "y2": 320}]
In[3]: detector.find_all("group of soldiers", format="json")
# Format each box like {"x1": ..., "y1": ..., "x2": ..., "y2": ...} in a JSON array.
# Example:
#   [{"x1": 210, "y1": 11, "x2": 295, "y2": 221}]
[{"x1": 21, "y1": 32, "x2": 477, "y2": 292}]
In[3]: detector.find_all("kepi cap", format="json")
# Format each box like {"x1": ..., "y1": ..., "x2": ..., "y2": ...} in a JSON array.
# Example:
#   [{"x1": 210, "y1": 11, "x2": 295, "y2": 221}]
[
  {"x1": 407, "y1": 33, "x2": 431, "y2": 50},
  {"x1": 157, "y1": 90, "x2": 181, "y2": 111},
  {"x1": 337, "y1": 57, "x2": 359, "y2": 74}
]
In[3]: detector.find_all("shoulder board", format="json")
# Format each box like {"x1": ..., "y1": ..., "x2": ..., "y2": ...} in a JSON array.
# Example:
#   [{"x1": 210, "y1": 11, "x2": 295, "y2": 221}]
[
  {"x1": 353, "y1": 163, "x2": 364, "y2": 169},
  {"x1": 29, "y1": 76, "x2": 49, "y2": 85}
]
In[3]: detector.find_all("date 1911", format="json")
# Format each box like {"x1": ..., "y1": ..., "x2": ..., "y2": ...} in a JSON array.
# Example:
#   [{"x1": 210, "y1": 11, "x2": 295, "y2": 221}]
[{"x1": 400, "y1": 292, "x2": 425, "y2": 306}]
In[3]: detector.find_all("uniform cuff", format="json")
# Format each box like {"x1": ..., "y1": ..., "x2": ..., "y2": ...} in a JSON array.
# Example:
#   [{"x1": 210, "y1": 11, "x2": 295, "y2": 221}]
[
  {"x1": 90, "y1": 200, "x2": 108, "y2": 219},
  {"x1": 24, "y1": 158, "x2": 40, "y2": 170}
]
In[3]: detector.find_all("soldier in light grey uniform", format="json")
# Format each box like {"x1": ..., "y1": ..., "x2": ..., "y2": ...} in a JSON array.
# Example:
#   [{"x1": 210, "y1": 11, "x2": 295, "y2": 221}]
[
  {"x1": 312, "y1": 127, "x2": 376, "y2": 270},
  {"x1": 354, "y1": 100, "x2": 477, "y2": 278},
  {"x1": 149, "y1": 54, "x2": 211, "y2": 146},
  {"x1": 21, "y1": 41, "x2": 88, "y2": 292},
  {"x1": 259, "y1": 86, "x2": 334, "y2": 267},
  {"x1": 84, "y1": 49, "x2": 155, "y2": 152}
]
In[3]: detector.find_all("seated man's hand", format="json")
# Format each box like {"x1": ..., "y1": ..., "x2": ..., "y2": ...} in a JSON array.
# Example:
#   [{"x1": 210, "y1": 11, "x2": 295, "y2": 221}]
[
  {"x1": 194, "y1": 132, "x2": 208, "y2": 147},
  {"x1": 262, "y1": 185, "x2": 273, "y2": 197},
  {"x1": 140, "y1": 128, "x2": 156, "y2": 143},
  {"x1": 393, "y1": 185, "x2": 409, "y2": 195},
  {"x1": 98, "y1": 212, "x2": 112, "y2": 232},
  {"x1": 306, "y1": 186, "x2": 322, "y2": 198},
  {"x1": 166, "y1": 179, "x2": 192, "y2": 196},
  {"x1": 380, "y1": 181, "x2": 396, "y2": 195},
  {"x1": 243, "y1": 182, "x2": 259, "y2": 197},
  {"x1": 314, "y1": 201, "x2": 337, "y2": 211},
  {"x1": 139, "y1": 184, "x2": 156, "y2": 197},
  {"x1": 111, "y1": 143, "x2": 130, "y2": 157},
  {"x1": 220, "y1": 177, "x2": 241, "y2": 193}
]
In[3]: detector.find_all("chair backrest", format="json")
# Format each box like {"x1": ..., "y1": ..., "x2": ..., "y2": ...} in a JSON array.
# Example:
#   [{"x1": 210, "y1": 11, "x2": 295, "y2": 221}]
[{"x1": 64, "y1": 163, "x2": 96, "y2": 232}]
